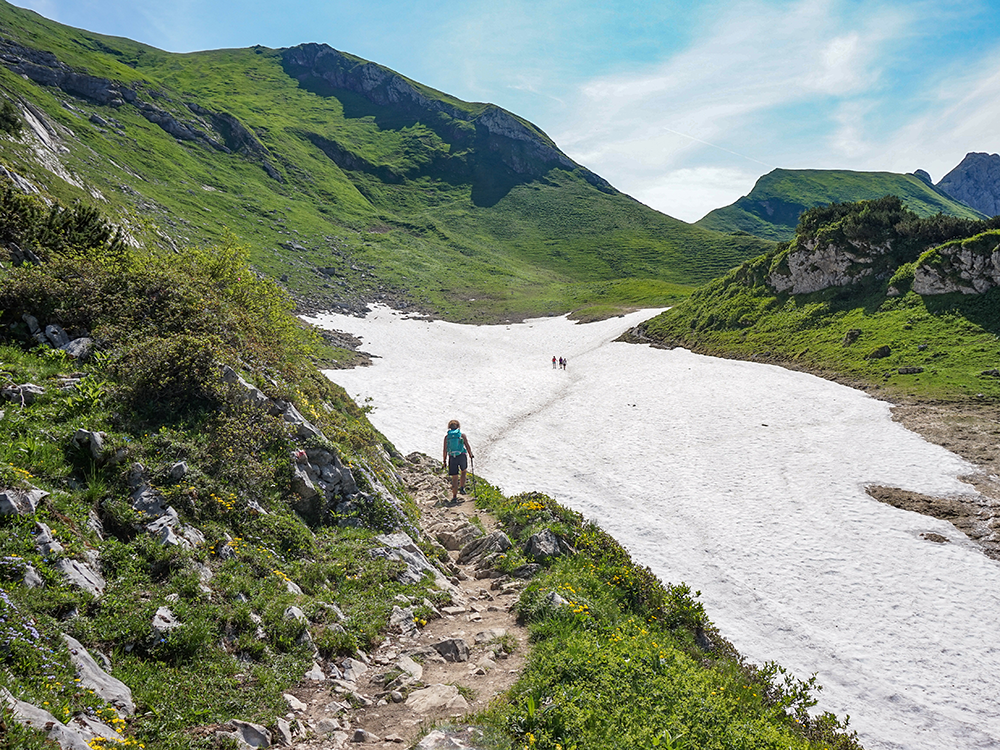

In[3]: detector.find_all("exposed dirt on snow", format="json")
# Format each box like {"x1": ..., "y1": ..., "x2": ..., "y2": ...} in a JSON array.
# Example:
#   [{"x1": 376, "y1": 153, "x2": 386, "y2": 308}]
[{"x1": 871, "y1": 402, "x2": 1000, "y2": 559}]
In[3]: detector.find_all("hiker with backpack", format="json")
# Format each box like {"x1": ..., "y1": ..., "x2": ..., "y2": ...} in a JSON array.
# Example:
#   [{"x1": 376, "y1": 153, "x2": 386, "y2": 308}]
[{"x1": 442, "y1": 419, "x2": 474, "y2": 501}]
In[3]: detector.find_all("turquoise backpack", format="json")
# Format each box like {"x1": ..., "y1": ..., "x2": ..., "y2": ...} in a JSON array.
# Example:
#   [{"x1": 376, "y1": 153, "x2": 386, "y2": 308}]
[{"x1": 446, "y1": 428, "x2": 465, "y2": 456}]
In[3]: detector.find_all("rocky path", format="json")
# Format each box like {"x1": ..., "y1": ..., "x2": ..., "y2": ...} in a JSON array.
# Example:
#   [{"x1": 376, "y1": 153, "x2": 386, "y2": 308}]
[{"x1": 264, "y1": 454, "x2": 529, "y2": 749}]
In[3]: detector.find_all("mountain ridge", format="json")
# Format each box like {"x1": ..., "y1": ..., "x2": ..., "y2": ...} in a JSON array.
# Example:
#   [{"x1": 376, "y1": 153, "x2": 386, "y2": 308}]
[
  {"x1": 0, "y1": 0, "x2": 772, "y2": 323},
  {"x1": 695, "y1": 167, "x2": 985, "y2": 241}
]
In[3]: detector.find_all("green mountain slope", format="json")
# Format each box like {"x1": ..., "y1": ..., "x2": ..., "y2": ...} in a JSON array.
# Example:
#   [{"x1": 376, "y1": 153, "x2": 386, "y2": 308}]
[
  {"x1": 696, "y1": 168, "x2": 984, "y2": 242},
  {"x1": 634, "y1": 197, "x2": 1000, "y2": 402},
  {"x1": 0, "y1": 1, "x2": 771, "y2": 322}
]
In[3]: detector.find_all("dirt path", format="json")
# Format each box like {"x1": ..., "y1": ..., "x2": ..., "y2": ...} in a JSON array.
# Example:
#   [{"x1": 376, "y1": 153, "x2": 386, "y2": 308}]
[{"x1": 275, "y1": 453, "x2": 529, "y2": 748}]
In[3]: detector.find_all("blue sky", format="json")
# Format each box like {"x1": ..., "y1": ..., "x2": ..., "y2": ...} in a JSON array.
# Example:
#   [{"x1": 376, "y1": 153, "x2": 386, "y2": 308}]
[{"x1": 11, "y1": 0, "x2": 1000, "y2": 221}]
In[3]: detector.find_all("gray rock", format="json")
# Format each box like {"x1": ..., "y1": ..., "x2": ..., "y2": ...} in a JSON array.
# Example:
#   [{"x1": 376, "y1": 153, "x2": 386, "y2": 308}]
[
  {"x1": 22, "y1": 313, "x2": 40, "y2": 334},
  {"x1": 44, "y1": 323, "x2": 70, "y2": 347},
  {"x1": 913, "y1": 237, "x2": 1000, "y2": 295},
  {"x1": 275, "y1": 717, "x2": 293, "y2": 745},
  {"x1": 456, "y1": 530, "x2": 512, "y2": 566},
  {"x1": 352, "y1": 728, "x2": 379, "y2": 743},
  {"x1": 340, "y1": 657, "x2": 368, "y2": 683},
  {"x1": 291, "y1": 464, "x2": 320, "y2": 499},
  {"x1": 394, "y1": 654, "x2": 423, "y2": 683},
  {"x1": 430, "y1": 638, "x2": 469, "y2": 662},
  {"x1": 55, "y1": 558, "x2": 105, "y2": 597},
  {"x1": 304, "y1": 662, "x2": 326, "y2": 681},
  {"x1": 389, "y1": 605, "x2": 419, "y2": 637},
  {"x1": 63, "y1": 634, "x2": 134, "y2": 716},
  {"x1": 2, "y1": 383, "x2": 44, "y2": 404},
  {"x1": 35, "y1": 522, "x2": 64, "y2": 554},
  {"x1": 315, "y1": 717, "x2": 341, "y2": 734},
  {"x1": 525, "y1": 528, "x2": 561, "y2": 559},
  {"x1": 405, "y1": 684, "x2": 469, "y2": 715},
  {"x1": 227, "y1": 720, "x2": 271, "y2": 748},
  {"x1": 373, "y1": 532, "x2": 455, "y2": 590},
  {"x1": 168, "y1": 461, "x2": 188, "y2": 481},
  {"x1": 544, "y1": 590, "x2": 571, "y2": 609},
  {"x1": 61, "y1": 337, "x2": 93, "y2": 360},
  {"x1": 435, "y1": 522, "x2": 483, "y2": 551},
  {"x1": 23, "y1": 564, "x2": 43, "y2": 588},
  {"x1": 71, "y1": 429, "x2": 106, "y2": 461},
  {"x1": 284, "y1": 605, "x2": 306, "y2": 622},
  {"x1": 151, "y1": 606, "x2": 180, "y2": 636},
  {"x1": 0, "y1": 687, "x2": 93, "y2": 750},
  {"x1": 937, "y1": 152, "x2": 1000, "y2": 216},
  {"x1": 413, "y1": 728, "x2": 487, "y2": 750},
  {"x1": 0, "y1": 487, "x2": 47, "y2": 515}
]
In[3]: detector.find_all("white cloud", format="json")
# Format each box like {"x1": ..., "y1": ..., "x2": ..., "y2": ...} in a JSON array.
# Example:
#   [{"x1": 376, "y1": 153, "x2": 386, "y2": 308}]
[
  {"x1": 554, "y1": 0, "x2": 917, "y2": 218},
  {"x1": 630, "y1": 166, "x2": 762, "y2": 223}
]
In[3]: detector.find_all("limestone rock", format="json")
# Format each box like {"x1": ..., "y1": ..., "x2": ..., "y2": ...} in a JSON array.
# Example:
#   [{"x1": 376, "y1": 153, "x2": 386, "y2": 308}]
[
  {"x1": 226, "y1": 720, "x2": 271, "y2": 748},
  {"x1": 55, "y1": 558, "x2": 105, "y2": 597},
  {"x1": 35, "y1": 522, "x2": 63, "y2": 554},
  {"x1": 70, "y1": 429, "x2": 106, "y2": 462},
  {"x1": 151, "y1": 606, "x2": 180, "y2": 636},
  {"x1": 340, "y1": 657, "x2": 368, "y2": 683},
  {"x1": 405, "y1": 684, "x2": 469, "y2": 715},
  {"x1": 2, "y1": 382, "x2": 44, "y2": 404},
  {"x1": 0, "y1": 687, "x2": 93, "y2": 750},
  {"x1": 430, "y1": 638, "x2": 469, "y2": 663},
  {"x1": 937, "y1": 152, "x2": 1000, "y2": 216},
  {"x1": 456, "y1": 530, "x2": 512, "y2": 566},
  {"x1": 373, "y1": 532, "x2": 455, "y2": 590},
  {"x1": 61, "y1": 337, "x2": 93, "y2": 360},
  {"x1": 768, "y1": 238, "x2": 893, "y2": 295},
  {"x1": 0, "y1": 487, "x2": 47, "y2": 515},
  {"x1": 524, "y1": 528, "x2": 561, "y2": 559},
  {"x1": 63, "y1": 634, "x2": 134, "y2": 716},
  {"x1": 283, "y1": 692, "x2": 307, "y2": 712}
]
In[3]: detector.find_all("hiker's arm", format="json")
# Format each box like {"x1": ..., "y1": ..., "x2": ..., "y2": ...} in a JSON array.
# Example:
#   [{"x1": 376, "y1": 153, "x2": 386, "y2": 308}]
[
  {"x1": 442, "y1": 436, "x2": 448, "y2": 465},
  {"x1": 463, "y1": 434, "x2": 473, "y2": 459}
]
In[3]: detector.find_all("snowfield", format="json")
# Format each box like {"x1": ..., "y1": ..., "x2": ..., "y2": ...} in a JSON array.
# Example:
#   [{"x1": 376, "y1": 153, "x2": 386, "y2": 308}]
[{"x1": 307, "y1": 306, "x2": 1000, "y2": 750}]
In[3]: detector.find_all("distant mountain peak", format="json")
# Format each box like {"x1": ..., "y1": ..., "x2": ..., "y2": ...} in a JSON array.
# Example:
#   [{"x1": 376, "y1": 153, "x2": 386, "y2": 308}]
[{"x1": 936, "y1": 152, "x2": 1000, "y2": 217}]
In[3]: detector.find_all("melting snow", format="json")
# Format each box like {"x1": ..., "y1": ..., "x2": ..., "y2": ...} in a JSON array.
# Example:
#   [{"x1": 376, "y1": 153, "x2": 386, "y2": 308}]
[{"x1": 307, "y1": 305, "x2": 1000, "y2": 750}]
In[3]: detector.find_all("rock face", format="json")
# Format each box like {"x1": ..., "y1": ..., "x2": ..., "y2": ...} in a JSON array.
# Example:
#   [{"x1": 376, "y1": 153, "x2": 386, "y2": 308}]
[
  {"x1": 768, "y1": 238, "x2": 895, "y2": 294},
  {"x1": 913, "y1": 233, "x2": 1000, "y2": 295},
  {"x1": 279, "y1": 43, "x2": 614, "y2": 202},
  {"x1": 937, "y1": 152, "x2": 1000, "y2": 217}
]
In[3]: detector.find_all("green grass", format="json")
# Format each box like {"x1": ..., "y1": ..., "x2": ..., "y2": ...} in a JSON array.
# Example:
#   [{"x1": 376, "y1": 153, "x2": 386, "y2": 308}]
[
  {"x1": 0, "y1": 199, "x2": 448, "y2": 749},
  {"x1": 468, "y1": 484, "x2": 861, "y2": 750},
  {"x1": 0, "y1": 0, "x2": 771, "y2": 321},
  {"x1": 696, "y1": 168, "x2": 985, "y2": 242},
  {"x1": 637, "y1": 251, "x2": 1000, "y2": 403}
]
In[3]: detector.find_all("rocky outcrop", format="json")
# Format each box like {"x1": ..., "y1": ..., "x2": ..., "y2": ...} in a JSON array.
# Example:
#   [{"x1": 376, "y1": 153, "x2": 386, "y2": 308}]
[
  {"x1": 913, "y1": 233, "x2": 1000, "y2": 295},
  {"x1": 937, "y1": 152, "x2": 1000, "y2": 217},
  {"x1": 0, "y1": 38, "x2": 281, "y2": 180},
  {"x1": 768, "y1": 238, "x2": 895, "y2": 294},
  {"x1": 280, "y1": 43, "x2": 613, "y2": 192}
]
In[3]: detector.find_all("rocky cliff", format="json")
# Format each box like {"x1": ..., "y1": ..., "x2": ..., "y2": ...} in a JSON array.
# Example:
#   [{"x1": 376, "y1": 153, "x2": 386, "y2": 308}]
[
  {"x1": 913, "y1": 230, "x2": 1000, "y2": 295},
  {"x1": 937, "y1": 152, "x2": 1000, "y2": 217}
]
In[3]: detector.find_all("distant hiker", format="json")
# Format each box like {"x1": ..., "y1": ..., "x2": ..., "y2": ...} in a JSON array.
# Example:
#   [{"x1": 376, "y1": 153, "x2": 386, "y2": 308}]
[
  {"x1": 443, "y1": 419, "x2": 474, "y2": 501},
  {"x1": 562, "y1": 357, "x2": 568, "y2": 370},
  {"x1": 552, "y1": 355, "x2": 557, "y2": 369}
]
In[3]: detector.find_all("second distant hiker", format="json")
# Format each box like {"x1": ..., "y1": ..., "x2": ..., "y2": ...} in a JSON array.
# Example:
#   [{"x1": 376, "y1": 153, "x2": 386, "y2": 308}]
[{"x1": 443, "y1": 419, "x2": 474, "y2": 501}]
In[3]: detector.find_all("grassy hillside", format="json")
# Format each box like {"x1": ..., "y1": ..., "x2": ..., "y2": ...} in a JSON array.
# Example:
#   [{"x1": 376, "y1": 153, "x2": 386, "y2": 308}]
[
  {"x1": 639, "y1": 198, "x2": 1000, "y2": 403},
  {"x1": 0, "y1": 193, "x2": 861, "y2": 750},
  {"x1": 0, "y1": 0, "x2": 771, "y2": 323},
  {"x1": 696, "y1": 169, "x2": 984, "y2": 242}
]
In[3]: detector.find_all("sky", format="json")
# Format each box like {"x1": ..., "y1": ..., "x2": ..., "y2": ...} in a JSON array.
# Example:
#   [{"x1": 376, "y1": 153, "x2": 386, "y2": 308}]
[{"x1": 12, "y1": 0, "x2": 1000, "y2": 221}]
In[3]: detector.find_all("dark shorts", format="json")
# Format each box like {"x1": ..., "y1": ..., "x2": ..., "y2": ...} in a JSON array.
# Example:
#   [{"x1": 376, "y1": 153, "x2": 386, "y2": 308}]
[{"x1": 448, "y1": 453, "x2": 468, "y2": 476}]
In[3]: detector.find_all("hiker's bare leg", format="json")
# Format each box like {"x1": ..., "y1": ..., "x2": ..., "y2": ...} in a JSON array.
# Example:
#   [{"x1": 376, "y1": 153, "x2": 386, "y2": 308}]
[
  {"x1": 459, "y1": 468, "x2": 467, "y2": 491},
  {"x1": 451, "y1": 474, "x2": 459, "y2": 498}
]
